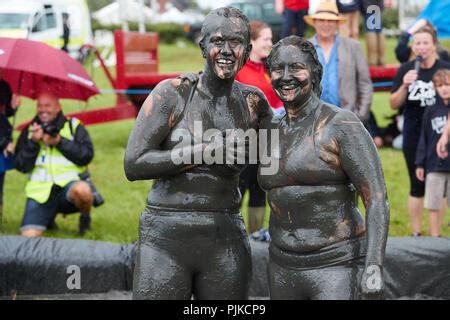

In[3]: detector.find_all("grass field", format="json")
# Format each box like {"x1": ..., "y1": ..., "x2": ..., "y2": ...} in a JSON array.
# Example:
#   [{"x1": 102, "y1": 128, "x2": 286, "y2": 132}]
[{"x1": 2, "y1": 37, "x2": 450, "y2": 242}]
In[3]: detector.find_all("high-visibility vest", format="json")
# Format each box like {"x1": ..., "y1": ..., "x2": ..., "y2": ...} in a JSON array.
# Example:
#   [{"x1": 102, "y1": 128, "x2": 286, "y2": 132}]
[{"x1": 25, "y1": 118, "x2": 86, "y2": 204}]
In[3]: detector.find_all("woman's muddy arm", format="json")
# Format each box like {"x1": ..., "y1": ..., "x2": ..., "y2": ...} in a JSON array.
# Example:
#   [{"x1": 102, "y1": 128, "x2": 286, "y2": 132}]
[
  {"x1": 124, "y1": 80, "x2": 202, "y2": 181},
  {"x1": 333, "y1": 111, "x2": 389, "y2": 298}
]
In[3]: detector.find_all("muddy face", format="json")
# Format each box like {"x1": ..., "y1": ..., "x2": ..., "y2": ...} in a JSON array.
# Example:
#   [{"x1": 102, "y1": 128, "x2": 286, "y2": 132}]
[
  {"x1": 201, "y1": 15, "x2": 250, "y2": 80},
  {"x1": 269, "y1": 45, "x2": 312, "y2": 106}
]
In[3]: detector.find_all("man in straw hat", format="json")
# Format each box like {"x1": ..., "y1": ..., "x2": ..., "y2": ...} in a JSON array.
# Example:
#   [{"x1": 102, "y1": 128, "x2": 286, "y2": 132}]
[{"x1": 304, "y1": 0, "x2": 380, "y2": 146}]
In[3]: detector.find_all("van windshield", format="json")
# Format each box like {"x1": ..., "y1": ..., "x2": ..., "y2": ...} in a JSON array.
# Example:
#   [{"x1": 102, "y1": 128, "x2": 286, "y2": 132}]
[{"x1": 0, "y1": 13, "x2": 29, "y2": 29}]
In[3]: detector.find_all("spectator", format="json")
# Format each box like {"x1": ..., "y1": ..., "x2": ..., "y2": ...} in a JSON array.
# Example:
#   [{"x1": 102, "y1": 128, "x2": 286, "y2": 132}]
[
  {"x1": 14, "y1": 92, "x2": 94, "y2": 237},
  {"x1": 395, "y1": 19, "x2": 450, "y2": 64},
  {"x1": 61, "y1": 13, "x2": 70, "y2": 53},
  {"x1": 336, "y1": 0, "x2": 360, "y2": 39},
  {"x1": 415, "y1": 69, "x2": 450, "y2": 237},
  {"x1": 235, "y1": 20, "x2": 281, "y2": 236},
  {"x1": 390, "y1": 25, "x2": 450, "y2": 236},
  {"x1": 436, "y1": 119, "x2": 450, "y2": 160},
  {"x1": 236, "y1": 21, "x2": 283, "y2": 112},
  {"x1": 304, "y1": 1, "x2": 380, "y2": 145},
  {"x1": 124, "y1": 7, "x2": 273, "y2": 299},
  {"x1": 0, "y1": 75, "x2": 20, "y2": 231},
  {"x1": 275, "y1": 0, "x2": 309, "y2": 38},
  {"x1": 360, "y1": 0, "x2": 385, "y2": 66},
  {"x1": 262, "y1": 35, "x2": 388, "y2": 300}
]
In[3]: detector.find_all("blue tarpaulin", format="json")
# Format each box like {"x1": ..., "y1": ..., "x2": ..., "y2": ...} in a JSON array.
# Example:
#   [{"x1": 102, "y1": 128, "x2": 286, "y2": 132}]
[{"x1": 418, "y1": 0, "x2": 450, "y2": 39}]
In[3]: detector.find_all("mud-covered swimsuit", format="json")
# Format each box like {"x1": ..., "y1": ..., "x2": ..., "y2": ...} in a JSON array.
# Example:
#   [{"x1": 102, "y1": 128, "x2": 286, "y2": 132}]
[
  {"x1": 133, "y1": 80, "x2": 265, "y2": 300},
  {"x1": 259, "y1": 97, "x2": 368, "y2": 299}
]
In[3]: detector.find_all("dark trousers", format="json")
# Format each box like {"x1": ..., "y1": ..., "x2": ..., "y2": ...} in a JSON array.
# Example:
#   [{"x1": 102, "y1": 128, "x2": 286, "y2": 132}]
[
  {"x1": 403, "y1": 147, "x2": 425, "y2": 197},
  {"x1": 281, "y1": 9, "x2": 308, "y2": 39},
  {"x1": 239, "y1": 164, "x2": 266, "y2": 208},
  {"x1": 0, "y1": 172, "x2": 4, "y2": 204},
  {"x1": 363, "y1": 111, "x2": 381, "y2": 138}
]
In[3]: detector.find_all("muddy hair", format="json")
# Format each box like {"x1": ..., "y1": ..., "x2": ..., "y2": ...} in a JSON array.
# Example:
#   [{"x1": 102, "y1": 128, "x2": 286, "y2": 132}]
[
  {"x1": 266, "y1": 36, "x2": 323, "y2": 97},
  {"x1": 199, "y1": 7, "x2": 251, "y2": 59}
]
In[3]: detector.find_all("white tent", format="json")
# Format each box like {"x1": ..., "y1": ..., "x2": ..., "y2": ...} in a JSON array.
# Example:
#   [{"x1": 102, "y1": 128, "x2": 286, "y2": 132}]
[
  {"x1": 92, "y1": 0, "x2": 156, "y2": 25},
  {"x1": 196, "y1": 0, "x2": 233, "y2": 10},
  {"x1": 155, "y1": 7, "x2": 205, "y2": 24}
]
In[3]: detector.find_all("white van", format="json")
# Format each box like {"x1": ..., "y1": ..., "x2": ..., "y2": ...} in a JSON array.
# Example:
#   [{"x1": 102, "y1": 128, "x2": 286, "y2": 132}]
[{"x1": 0, "y1": 0, "x2": 93, "y2": 59}]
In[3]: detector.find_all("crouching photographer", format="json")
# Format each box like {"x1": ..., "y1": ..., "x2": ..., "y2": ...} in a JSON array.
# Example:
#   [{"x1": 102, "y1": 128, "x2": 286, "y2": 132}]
[{"x1": 14, "y1": 91, "x2": 102, "y2": 237}]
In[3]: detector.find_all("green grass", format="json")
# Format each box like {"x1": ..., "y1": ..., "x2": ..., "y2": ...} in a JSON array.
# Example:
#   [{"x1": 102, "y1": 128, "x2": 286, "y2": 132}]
[{"x1": 2, "y1": 38, "x2": 450, "y2": 242}]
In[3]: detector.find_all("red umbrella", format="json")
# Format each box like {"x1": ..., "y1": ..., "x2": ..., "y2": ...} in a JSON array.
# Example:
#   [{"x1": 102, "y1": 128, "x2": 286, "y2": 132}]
[{"x1": 0, "y1": 37, "x2": 99, "y2": 101}]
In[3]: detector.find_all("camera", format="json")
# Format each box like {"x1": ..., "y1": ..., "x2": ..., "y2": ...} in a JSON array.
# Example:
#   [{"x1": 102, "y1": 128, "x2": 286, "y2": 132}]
[{"x1": 41, "y1": 122, "x2": 60, "y2": 137}]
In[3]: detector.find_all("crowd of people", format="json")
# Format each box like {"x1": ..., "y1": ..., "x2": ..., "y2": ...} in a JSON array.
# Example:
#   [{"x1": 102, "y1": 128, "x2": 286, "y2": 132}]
[
  {"x1": 261, "y1": 0, "x2": 450, "y2": 238},
  {"x1": 390, "y1": 23, "x2": 450, "y2": 237},
  {"x1": 1, "y1": 0, "x2": 449, "y2": 242}
]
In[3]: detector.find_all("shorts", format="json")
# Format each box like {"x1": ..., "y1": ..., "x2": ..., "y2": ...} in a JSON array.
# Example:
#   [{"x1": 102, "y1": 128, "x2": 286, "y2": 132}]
[
  {"x1": 20, "y1": 181, "x2": 79, "y2": 232},
  {"x1": 133, "y1": 205, "x2": 251, "y2": 299},
  {"x1": 424, "y1": 172, "x2": 450, "y2": 210},
  {"x1": 269, "y1": 236, "x2": 367, "y2": 271},
  {"x1": 403, "y1": 147, "x2": 425, "y2": 197},
  {"x1": 268, "y1": 236, "x2": 367, "y2": 299}
]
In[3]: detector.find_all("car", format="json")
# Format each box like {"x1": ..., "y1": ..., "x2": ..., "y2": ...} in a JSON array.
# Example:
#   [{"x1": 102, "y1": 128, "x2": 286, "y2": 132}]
[
  {"x1": 0, "y1": 0, "x2": 93, "y2": 61},
  {"x1": 184, "y1": 0, "x2": 283, "y2": 44}
]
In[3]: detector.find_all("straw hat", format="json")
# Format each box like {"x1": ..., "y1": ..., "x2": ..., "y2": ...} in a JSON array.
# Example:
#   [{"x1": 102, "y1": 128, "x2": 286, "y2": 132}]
[{"x1": 304, "y1": 0, "x2": 347, "y2": 26}]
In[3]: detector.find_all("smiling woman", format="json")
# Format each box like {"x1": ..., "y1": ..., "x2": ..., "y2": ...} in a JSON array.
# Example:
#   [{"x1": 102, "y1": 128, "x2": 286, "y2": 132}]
[
  {"x1": 260, "y1": 36, "x2": 390, "y2": 300},
  {"x1": 124, "y1": 7, "x2": 273, "y2": 300}
]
